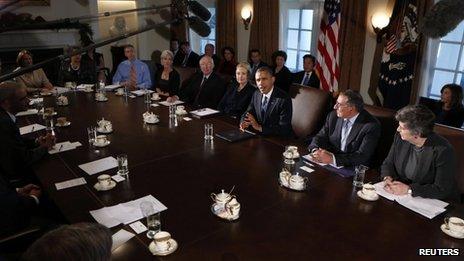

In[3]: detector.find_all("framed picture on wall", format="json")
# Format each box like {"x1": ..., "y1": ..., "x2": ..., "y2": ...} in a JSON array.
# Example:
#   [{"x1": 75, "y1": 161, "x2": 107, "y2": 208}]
[{"x1": 0, "y1": 0, "x2": 51, "y2": 7}]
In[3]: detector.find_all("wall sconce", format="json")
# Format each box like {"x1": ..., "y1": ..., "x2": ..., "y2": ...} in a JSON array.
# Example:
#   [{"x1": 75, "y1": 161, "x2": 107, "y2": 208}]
[
  {"x1": 241, "y1": 6, "x2": 252, "y2": 30},
  {"x1": 371, "y1": 12, "x2": 390, "y2": 43}
]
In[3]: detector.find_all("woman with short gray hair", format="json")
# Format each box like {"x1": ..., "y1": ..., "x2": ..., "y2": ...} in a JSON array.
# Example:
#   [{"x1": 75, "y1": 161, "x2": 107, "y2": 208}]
[
  {"x1": 381, "y1": 105, "x2": 457, "y2": 200},
  {"x1": 154, "y1": 50, "x2": 180, "y2": 101}
]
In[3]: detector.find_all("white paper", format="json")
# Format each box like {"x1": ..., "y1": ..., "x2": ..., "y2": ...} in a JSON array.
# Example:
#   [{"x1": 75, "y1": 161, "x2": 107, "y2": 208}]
[
  {"x1": 150, "y1": 103, "x2": 159, "y2": 107},
  {"x1": 190, "y1": 108, "x2": 220, "y2": 117},
  {"x1": 131, "y1": 90, "x2": 154, "y2": 96},
  {"x1": 302, "y1": 154, "x2": 327, "y2": 166},
  {"x1": 29, "y1": 97, "x2": 43, "y2": 105},
  {"x1": 129, "y1": 221, "x2": 148, "y2": 234},
  {"x1": 112, "y1": 229, "x2": 135, "y2": 251},
  {"x1": 89, "y1": 195, "x2": 167, "y2": 228},
  {"x1": 300, "y1": 166, "x2": 314, "y2": 173},
  {"x1": 373, "y1": 181, "x2": 407, "y2": 201},
  {"x1": 105, "y1": 84, "x2": 121, "y2": 90},
  {"x1": 129, "y1": 95, "x2": 137, "y2": 99},
  {"x1": 48, "y1": 141, "x2": 81, "y2": 154},
  {"x1": 15, "y1": 109, "x2": 38, "y2": 117},
  {"x1": 183, "y1": 117, "x2": 192, "y2": 121},
  {"x1": 19, "y1": 124, "x2": 46, "y2": 135},
  {"x1": 78, "y1": 156, "x2": 118, "y2": 175},
  {"x1": 159, "y1": 100, "x2": 185, "y2": 106},
  {"x1": 54, "y1": 87, "x2": 70, "y2": 94},
  {"x1": 76, "y1": 84, "x2": 94, "y2": 89},
  {"x1": 112, "y1": 174, "x2": 126, "y2": 183},
  {"x1": 55, "y1": 177, "x2": 87, "y2": 190}
]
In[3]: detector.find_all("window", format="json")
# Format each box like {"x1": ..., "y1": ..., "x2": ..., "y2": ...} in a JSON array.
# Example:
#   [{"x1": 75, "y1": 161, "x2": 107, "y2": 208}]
[
  {"x1": 426, "y1": 21, "x2": 464, "y2": 99},
  {"x1": 189, "y1": 6, "x2": 216, "y2": 55},
  {"x1": 280, "y1": 0, "x2": 324, "y2": 72}
]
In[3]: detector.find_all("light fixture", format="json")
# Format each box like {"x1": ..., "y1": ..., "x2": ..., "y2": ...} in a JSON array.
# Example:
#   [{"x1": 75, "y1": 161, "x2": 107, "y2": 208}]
[
  {"x1": 241, "y1": 6, "x2": 252, "y2": 30},
  {"x1": 371, "y1": 12, "x2": 390, "y2": 43}
]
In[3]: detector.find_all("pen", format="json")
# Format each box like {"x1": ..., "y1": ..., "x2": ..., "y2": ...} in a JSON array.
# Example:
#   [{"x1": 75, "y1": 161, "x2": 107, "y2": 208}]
[
  {"x1": 31, "y1": 126, "x2": 35, "y2": 132},
  {"x1": 59, "y1": 144, "x2": 63, "y2": 151}
]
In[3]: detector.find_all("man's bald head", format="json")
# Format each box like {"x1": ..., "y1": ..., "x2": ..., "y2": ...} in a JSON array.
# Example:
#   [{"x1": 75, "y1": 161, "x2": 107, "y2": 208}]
[{"x1": 199, "y1": 55, "x2": 214, "y2": 75}]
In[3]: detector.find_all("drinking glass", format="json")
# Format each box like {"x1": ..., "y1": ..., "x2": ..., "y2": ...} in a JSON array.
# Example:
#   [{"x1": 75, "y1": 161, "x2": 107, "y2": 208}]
[
  {"x1": 169, "y1": 105, "x2": 176, "y2": 118},
  {"x1": 44, "y1": 116, "x2": 54, "y2": 131},
  {"x1": 140, "y1": 201, "x2": 161, "y2": 239},
  {"x1": 204, "y1": 123, "x2": 213, "y2": 140},
  {"x1": 87, "y1": 126, "x2": 97, "y2": 145},
  {"x1": 117, "y1": 154, "x2": 129, "y2": 177},
  {"x1": 353, "y1": 165, "x2": 369, "y2": 188},
  {"x1": 144, "y1": 90, "x2": 151, "y2": 104}
]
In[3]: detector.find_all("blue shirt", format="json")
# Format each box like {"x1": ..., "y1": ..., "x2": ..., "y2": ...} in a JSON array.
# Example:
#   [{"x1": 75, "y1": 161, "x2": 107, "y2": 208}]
[{"x1": 112, "y1": 59, "x2": 151, "y2": 89}]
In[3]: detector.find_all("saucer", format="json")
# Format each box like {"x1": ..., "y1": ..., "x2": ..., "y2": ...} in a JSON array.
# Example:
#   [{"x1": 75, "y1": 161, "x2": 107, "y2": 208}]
[
  {"x1": 175, "y1": 110, "x2": 188, "y2": 116},
  {"x1": 57, "y1": 103, "x2": 69, "y2": 107},
  {"x1": 282, "y1": 151, "x2": 300, "y2": 159},
  {"x1": 83, "y1": 89, "x2": 94, "y2": 93},
  {"x1": 144, "y1": 118, "x2": 160, "y2": 124},
  {"x1": 149, "y1": 239, "x2": 178, "y2": 256},
  {"x1": 40, "y1": 92, "x2": 52, "y2": 96},
  {"x1": 357, "y1": 190, "x2": 379, "y2": 201},
  {"x1": 93, "y1": 140, "x2": 110, "y2": 147},
  {"x1": 151, "y1": 96, "x2": 161, "y2": 101},
  {"x1": 56, "y1": 121, "x2": 71, "y2": 127},
  {"x1": 97, "y1": 127, "x2": 113, "y2": 134},
  {"x1": 441, "y1": 224, "x2": 464, "y2": 239},
  {"x1": 95, "y1": 97, "x2": 108, "y2": 102},
  {"x1": 211, "y1": 203, "x2": 240, "y2": 221},
  {"x1": 94, "y1": 180, "x2": 116, "y2": 191}
]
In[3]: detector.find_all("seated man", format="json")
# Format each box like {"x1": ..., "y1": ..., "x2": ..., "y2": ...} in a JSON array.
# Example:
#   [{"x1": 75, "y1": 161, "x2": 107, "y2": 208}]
[
  {"x1": 240, "y1": 67, "x2": 293, "y2": 137},
  {"x1": 22, "y1": 223, "x2": 112, "y2": 261},
  {"x1": 179, "y1": 41, "x2": 200, "y2": 68},
  {"x1": 0, "y1": 82, "x2": 55, "y2": 183},
  {"x1": 200, "y1": 43, "x2": 221, "y2": 70},
  {"x1": 249, "y1": 49, "x2": 268, "y2": 84},
  {"x1": 14, "y1": 50, "x2": 54, "y2": 93},
  {"x1": 308, "y1": 90, "x2": 380, "y2": 167},
  {"x1": 0, "y1": 173, "x2": 41, "y2": 237},
  {"x1": 293, "y1": 54, "x2": 320, "y2": 88},
  {"x1": 381, "y1": 105, "x2": 457, "y2": 200},
  {"x1": 178, "y1": 56, "x2": 226, "y2": 109},
  {"x1": 112, "y1": 44, "x2": 151, "y2": 90}
]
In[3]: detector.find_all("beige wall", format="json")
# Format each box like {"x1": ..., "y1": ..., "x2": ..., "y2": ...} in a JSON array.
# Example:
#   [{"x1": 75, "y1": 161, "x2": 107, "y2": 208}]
[{"x1": 236, "y1": 0, "x2": 253, "y2": 63}]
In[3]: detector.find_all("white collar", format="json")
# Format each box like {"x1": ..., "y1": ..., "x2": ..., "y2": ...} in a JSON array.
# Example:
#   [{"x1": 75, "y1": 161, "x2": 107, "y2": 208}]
[
  {"x1": 203, "y1": 73, "x2": 212, "y2": 79},
  {"x1": 262, "y1": 87, "x2": 274, "y2": 101},
  {"x1": 344, "y1": 113, "x2": 360, "y2": 124},
  {"x1": 6, "y1": 111, "x2": 16, "y2": 123}
]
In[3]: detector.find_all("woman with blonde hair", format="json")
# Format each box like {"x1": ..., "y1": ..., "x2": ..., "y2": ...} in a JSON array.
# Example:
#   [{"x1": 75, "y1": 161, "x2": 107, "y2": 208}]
[{"x1": 154, "y1": 50, "x2": 180, "y2": 100}]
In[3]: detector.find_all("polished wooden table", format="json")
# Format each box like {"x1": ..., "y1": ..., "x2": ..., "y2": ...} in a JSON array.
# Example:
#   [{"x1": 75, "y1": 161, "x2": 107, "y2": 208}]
[{"x1": 18, "y1": 91, "x2": 464, "y2": 260}]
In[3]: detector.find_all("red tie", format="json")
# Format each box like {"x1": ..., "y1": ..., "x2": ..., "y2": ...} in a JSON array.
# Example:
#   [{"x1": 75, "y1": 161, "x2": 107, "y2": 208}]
[{"x1": 130, "y1": 63, "x2": 137, "y2": 87}]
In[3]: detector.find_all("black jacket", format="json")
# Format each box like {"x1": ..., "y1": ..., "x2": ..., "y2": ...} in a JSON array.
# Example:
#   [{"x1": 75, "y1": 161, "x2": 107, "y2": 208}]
[
  {"x1": 180, "y1": 72, "x2": 226, "y2": 109},
  {"x1": 293, "y1": 70, "x2": 320, "y2": 89}
]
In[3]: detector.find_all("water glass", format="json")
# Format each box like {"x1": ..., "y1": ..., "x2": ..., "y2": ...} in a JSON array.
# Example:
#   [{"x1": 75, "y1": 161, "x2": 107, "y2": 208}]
[
  {"x1": 144, "y1": 90, "x2": 151, "y2": 104},
  {"x1": 87, "y1": 126, "x2": 97, "y2": 145},
  {"x1": 140, "y1": 201, "x2": 161, "y2": 239},
  {"x1": 169, "y1": 105, "x2": 176, "y2": 118},
  {"x1": 117, "y1": 154, "x2": 129, "y2": 177},
  {"x1": 44, "y1": 116, "x2": 54, "y2": 131},
  {"x1": 204, "y1": 123, "x2": 213, "y2": 140},
  {"x1": 353, "y1": 165, "x2": 369, "y2": 188}
]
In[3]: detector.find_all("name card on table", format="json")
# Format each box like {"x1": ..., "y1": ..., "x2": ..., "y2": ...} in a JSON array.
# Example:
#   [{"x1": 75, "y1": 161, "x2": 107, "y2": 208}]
[
  {"x1": 78, "y1": 156, "x2": 118, "y2": 175},
  {"x1": 49, "y1": 141, "x2": 82, "y2": 154},
  {"x1": 55, "y1": 177, "x2": 87, "y2": 190},
  {"x1": 15, "y1": 109, "x2": 38, "y2": 117},
  {"x1": 90, "y1": 195, "x2": 167, "y2": 228},
  {"x1": 19, "y1": 124, "x2": 46, "y2": 135}
]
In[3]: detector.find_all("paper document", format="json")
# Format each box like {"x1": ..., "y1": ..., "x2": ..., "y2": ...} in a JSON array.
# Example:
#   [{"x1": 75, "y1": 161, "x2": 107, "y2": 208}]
[
  {"x1": 29, "y1": 97, "x2": 43, "y2": 105},
  {"x1": 54, "y1": 87, "x2": 69, "y2": 94},
  {"x1": 302, "y1": 154, "x2": 327, "y2": 166},
  {"x1": 112, "y1": 229, "x2": 135, "y2": 251},
  {"x1": 104, "y1": 84, "x2": 121, "y2": 90},
  {"x1": 76, "y1": 84, "x2": 94, "y2": 89},
  {"x1": 150, "y1": 104, "x2": 159, "y2": 107},
  {"x1": 159, "y1": 100, "x2": 185, "y2": 106},
  {"x1": 300, "y1": 166, "x2": 314, "y2": 173},
  {"x1": 55, "y1": 177, "x2": 87, "y2": 190},
  {"x1": 90, "y1": 195, "x2": 167, "y2": 228},
  {"x1": 190, "y1": 108, "x2": 220, "y2": 117},
  {"x1": 131, "y1": 90, "x2": 154, "y2": 96},
  {"x1": 20, "y1": 124, "x2": 46, "y2": 135},
  {"x1": 15, "y1": 109, "x2": 38, "y2": 117},
  {"x1": 78, "y1": 156, "x2": 118, "y2": 175},
  {"x1": 48, "y1": 141, "x2": 82, "y2": 154}
]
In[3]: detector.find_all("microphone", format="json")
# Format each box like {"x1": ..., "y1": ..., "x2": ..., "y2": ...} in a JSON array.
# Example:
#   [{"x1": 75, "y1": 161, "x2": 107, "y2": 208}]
[
  {"x1": 187, "y1": 1, "x2": 211, "y2": 21},
  {"x1": 188, "y1": 16, "x2": 211, "y2": 37},
  {"x1": 420, "y1": 0, "x2": 464, "y2": 38}
]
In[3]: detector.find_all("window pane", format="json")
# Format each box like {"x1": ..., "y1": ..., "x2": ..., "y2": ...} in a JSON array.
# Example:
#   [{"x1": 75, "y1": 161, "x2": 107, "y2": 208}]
[
  {"x1": 286, "y1": 49, "x2": 298, "y2": 71},
  {"x1": 209, "y1": 28, "x2": 215, "y2": 39},
  {"x1": 436, "y1": 43, "x2": 460, "y2": 70},
  {"x1": 460, "y1": 48, "x2": 464, "y2": 71},
  {"x1": 430, "y1": 70, "x2": 455, "y2": 96},
  {"x1": 298, "y1": 51, "x2": 311, "y2": 71},
  {"x1": 441, "y1": 21, "x2": 464, "y2": 42},
  {"x1": 301, "y1": 9, "x2": 313, "y2": 30},
  {"x1": 288, "y1": 9, "x2": 300, "y2": 29},
  {"x1": 287, "y1": 30, "x2": 299, "y2": 49},
  {"x1": 299, "y1": 31, "x2": 312, "y2": 51},
  {"x1": 456, "y1": 73, "x2": 463, "y2": 86}
]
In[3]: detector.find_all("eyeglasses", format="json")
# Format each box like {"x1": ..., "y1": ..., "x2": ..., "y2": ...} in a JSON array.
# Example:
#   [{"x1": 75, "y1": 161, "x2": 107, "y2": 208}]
[{"x1": 334, "y1": 102, "x2": 350, "y2": 108}]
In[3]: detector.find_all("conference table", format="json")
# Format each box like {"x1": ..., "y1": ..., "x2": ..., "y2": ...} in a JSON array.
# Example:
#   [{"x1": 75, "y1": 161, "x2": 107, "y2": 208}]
[{"x1": 18, "y1": 90, "x2": 464, "y2": 260}]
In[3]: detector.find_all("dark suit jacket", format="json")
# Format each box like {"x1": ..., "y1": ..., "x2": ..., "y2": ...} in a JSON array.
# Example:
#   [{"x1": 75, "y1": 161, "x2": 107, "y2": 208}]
[
  {"x1": 273, "y1": 66, "x2": 293, "y2": 93},
  {"x1": 180, "y1": 72, "x2": 226, "y2": 109},
  {"x1": 0, "y1": 108, "x2": 47, "y2": 183},
  {"x1": 241, "y1": 87, "x2": 293, "y2": 137},
  {"x1": 173, "y1": 50, "x2": 184, "y2": 66},
  {"x1": 308, "y1": 110, "x2": 381, "y2": 167},
  {"x1": 293, "y1": 70, "x2": 320, "y2": 89},
  {"x1": 381, "y1": 133, "x2": 458, "y2": 200},
  {"x1": 182, "y1": 51, "x2": 200, "y2": 68},
  {"x1": 0, "y1": 174, "x2": 37, "y2": 236}
]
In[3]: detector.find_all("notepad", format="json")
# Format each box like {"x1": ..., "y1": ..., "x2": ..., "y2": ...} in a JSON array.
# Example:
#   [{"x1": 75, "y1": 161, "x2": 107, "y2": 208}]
[
  {"x1": 15, "y1": 109, "x2": 38, "y2": 117},
  {"x1": 104, "y1": 84, "x2": 121, "y2": 90},
  {"x1": 48, "y1": 141, "x2": 82, "y2": 154},
  {"x1": 190, "y1": 108, "x2": 220, "y2": 117},
  {"x1": 112, "y1": 229, "x2": 135, "y2": 251},
  {"x1": 78, "y1": 156, "x2": 118, "y2": 175},
  {"x1": 19, "y1": 124, "x2": 46, "y2": 135},
  {"x1": 55, "y1": 177, "x2": 87, "y2": 190},
  {"x1": 300, "y1": 166, "x2": 315, "y2": 173},
  {"x1": 159, "y1": 100, "x2": 185, "y2": 106},
  {"x1": 131, "y1": 90, "x2": 154, "y2": 96}
]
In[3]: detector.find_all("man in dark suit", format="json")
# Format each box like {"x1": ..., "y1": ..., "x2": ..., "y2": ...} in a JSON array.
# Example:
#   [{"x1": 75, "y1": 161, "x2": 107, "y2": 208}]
[
  {"x1": 240, "y1": 67, "x2": 293, "y2": 137},
  {"x1": 172, "y1": 38, "x2": 184, "y2": 66},
  {"x1": 249, "y1": 49, "x2": 268, "y2": 84},
  {"x1": 179, "y1": 41, "x2": 200, "y2": 68},
  {"x1": 179, "y1": 56, "x2": 226, "y2": 109},
  {"x1": 293, "y1": 54, "x2": 320, "y2": 88},
  {"x1": 381, "y1": 105, "x2": 457, "y2": 200},
  {"x1": 0, "y1": 82, "x2": 55, "y2": 184},
  {"x1": 308, "y1": 90, "x2": 381, "y2": 167},
  {"x1": 200, "y1": 43, "x2": 221, "y2": 70}
]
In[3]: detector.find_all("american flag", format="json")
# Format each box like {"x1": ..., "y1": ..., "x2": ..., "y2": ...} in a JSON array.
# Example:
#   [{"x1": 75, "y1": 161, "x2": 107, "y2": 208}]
[{"x1": 315, "y1": 0, "x2": 340, "y2": 92}]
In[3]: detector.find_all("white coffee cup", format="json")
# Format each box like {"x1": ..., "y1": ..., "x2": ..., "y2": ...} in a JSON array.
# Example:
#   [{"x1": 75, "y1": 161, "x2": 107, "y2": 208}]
[
  {"x1": 65, "y1": 82, "x2": 73, "y2": 88},
  {"x1": 153, "y1": 231, "x2": 172, "y2": 251},
  {"x1": 279, "y1": 170, "x2": 291, "y2": 186},
  {"x1": 85, "y1": 85, "x2": 93, "y2": 91},
  {"x1": 226, "y1": 198, "x2": 240, "y2": 217},
  {"x1": 152, "y1": 92, "x2": 160, "y2": 99},
  {"x1": 445, "y1": 217, "x2": 464, "y2": 235},
  {"x1": 96, "y1": 93, "x2": 105, "y2": 100},
  {"x1": 116, "y1": 88, "x2": 124, "y2": 94},
  {"x1": 95, "y1": 135, "x2": 107, "y2": 145},
  {"x1": 289, "y1": 175, "x2": 307, "y2": 190},
  {"x1": 362, "y1": 184, "x2": 377, "y2": 198},
  {"x1": 97, "y1": 174, "x2": 111, "y2": 188}
]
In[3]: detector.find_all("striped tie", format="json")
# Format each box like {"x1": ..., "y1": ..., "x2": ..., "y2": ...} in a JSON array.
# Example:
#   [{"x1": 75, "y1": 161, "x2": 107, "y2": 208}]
[{"x1": 130, "y1": 63, "x2": 137, "y2": 88}]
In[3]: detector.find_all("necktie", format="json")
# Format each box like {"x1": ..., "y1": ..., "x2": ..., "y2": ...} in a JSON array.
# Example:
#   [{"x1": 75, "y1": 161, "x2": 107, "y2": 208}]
[
  {"x1": 194, "y1": 76, "x2": 207, "y2": 107},
  {"x1": 182, "y1": 53, "x2": 189, "y2": 67},
  {"x1": 130, "y1": 63, "x2": 137, "y2": 87},
  {"x1": 301, "y1": 72, "x2": 310, "y2": 86},
  {"x1": 261, "y1": 96, "x2": 269, "y2": 120},
  {"x1": 340, "y1": 119, "x2": 351, "y2": 152}
]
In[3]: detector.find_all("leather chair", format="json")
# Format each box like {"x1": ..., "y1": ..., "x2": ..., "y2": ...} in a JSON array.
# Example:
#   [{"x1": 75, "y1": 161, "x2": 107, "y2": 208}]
[
  {"x1": 289, "y1": 84, "x2": 331, "y2": 139},
  {"x1": 174, "y1": 66, "x2": 197, "y2": 89}
]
